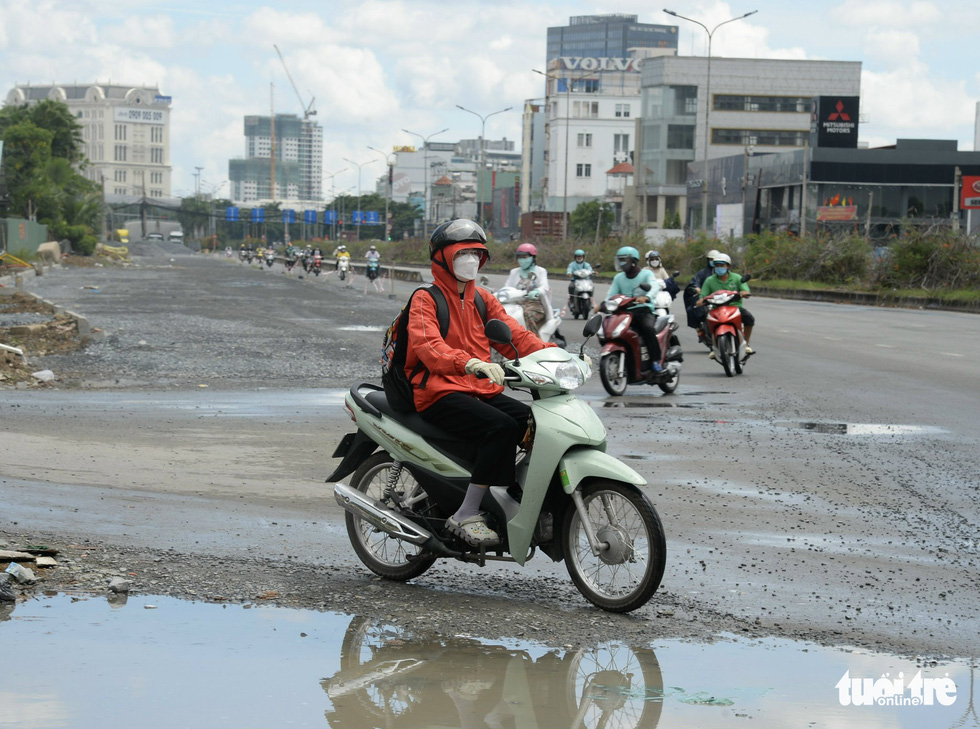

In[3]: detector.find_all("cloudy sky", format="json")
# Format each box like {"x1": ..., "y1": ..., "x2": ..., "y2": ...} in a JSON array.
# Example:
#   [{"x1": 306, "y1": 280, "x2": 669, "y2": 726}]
[{"x1": 2, "y1": 0, "x2": 978, "y2": 199}]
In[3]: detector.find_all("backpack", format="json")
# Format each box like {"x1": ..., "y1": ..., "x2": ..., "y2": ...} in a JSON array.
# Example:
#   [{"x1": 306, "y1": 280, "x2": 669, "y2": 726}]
[{"x1": 381, "y1": 284, "x2": 488, "y2": 412}]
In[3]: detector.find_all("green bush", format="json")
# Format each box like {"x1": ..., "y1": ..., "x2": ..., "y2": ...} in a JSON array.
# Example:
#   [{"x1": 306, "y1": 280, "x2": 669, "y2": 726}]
[
  {"x1": 75, "y1": 234, "x2": 98, "y2": 256},
  {"x1": 742, "y1": 231, "x2": 870, "y2": 285},
  {"x1": 875, "y1": 227, "x2": 980, "y2": 290}
]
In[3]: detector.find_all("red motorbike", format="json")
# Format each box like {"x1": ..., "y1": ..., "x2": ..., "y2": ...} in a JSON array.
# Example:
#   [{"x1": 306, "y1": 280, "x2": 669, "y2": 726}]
[
  {"x1": 312, "y1": 253, "x2": 322, "y2": 276},
  {"x1": 702, "y1": 279, "x2": 752, "y2": 377},
  {"x1": 596, "y1": 287, "x2": 683, "y2": 396}
]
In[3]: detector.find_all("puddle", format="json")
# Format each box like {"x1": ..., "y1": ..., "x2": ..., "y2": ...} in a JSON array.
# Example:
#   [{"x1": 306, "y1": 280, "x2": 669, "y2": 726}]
[
  {"x1": 336, "y1": 325, "x2": 384, "y2": 332},
  {"x1": 777, "y1": 422, "x2": 945, "y2": 436},
  {"x1": 5, "y1": 389, "x2": 348, "y2": 417},
  {"x1": 600, "y1": 401, "x2": 703, "y2": 409},
  {"x1": 1, "y1": 594, "x2": 975, "y2": 729}
]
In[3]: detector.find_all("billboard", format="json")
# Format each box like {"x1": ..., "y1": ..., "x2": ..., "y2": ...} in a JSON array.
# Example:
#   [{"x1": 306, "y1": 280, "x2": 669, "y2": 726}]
[
  {"x1": 961, "y1": 175, "x2": 980, "y2": 209},
  {"x1": 810, "y1": 96, "x2": 860, "y2": 149}
]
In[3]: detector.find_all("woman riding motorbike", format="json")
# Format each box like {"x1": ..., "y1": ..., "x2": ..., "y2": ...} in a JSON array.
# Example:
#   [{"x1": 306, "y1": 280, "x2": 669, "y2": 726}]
[{"x1": 406, "y1": 221, "x2": 556, "y2": 547}]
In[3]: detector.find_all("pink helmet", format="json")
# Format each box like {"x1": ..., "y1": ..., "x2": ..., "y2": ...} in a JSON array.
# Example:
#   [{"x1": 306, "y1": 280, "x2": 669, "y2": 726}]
[{"x1": 516, "y1": 243, "x2": 538, "y2": 257}]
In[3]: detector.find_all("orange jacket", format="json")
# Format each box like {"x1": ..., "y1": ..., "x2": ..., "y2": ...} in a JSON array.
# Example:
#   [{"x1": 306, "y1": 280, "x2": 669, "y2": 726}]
[{"x1": 406, "y1": 247, "x2": 555, "y2": 411}]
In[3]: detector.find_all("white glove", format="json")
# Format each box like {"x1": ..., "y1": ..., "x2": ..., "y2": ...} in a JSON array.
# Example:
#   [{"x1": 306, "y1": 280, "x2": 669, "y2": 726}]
[{"x1": 464, "y1": 358, "x2": 505, "y2": 386}]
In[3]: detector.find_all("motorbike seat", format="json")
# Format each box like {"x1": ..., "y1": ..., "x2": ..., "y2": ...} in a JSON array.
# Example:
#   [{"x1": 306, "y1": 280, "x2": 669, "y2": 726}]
[{"x1": 364, "y1": 389, "x2": 479, "y2": 467}]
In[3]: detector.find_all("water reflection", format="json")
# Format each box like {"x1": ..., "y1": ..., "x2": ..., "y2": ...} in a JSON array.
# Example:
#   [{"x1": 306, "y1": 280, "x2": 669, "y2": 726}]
[{"x1": 321, "y1": 615, "x2": 664, "y2": 729}]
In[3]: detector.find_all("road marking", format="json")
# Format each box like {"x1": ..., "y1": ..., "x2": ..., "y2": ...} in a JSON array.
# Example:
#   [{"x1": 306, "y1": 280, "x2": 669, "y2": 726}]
[
  {"x1": 940, "y1": 352, "x2": 964, "y2": 357},
  {"x1": 823, "y1": 336, "x2": 842, "y2": 341},
  {"x1": 875, "y1": 343, "x2": 896, "y2": 348}
]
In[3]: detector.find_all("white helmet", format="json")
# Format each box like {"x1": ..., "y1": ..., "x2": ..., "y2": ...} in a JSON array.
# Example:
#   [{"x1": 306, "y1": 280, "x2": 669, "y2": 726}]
[
  {"x1": 712, "y1": 253, "x2": 732, "y2": 265},
  {"x1": 706, "y1": 248, "x2": 722, "y2": 261}
]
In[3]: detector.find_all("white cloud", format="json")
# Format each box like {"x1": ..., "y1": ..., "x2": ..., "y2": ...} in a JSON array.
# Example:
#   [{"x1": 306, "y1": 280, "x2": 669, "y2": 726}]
[
  {"x1": 101, "y1": 14, "x2": 178, "y2": 49},
  {"x1": 862, "y1": 28, "x2": 920, "y2": 70},
  {"x1": 829, "y1": 1, "x2": 942, "y2": 29}
]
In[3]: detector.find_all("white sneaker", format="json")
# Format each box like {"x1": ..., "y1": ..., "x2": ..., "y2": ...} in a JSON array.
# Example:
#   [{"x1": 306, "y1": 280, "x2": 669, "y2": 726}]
[{"x1": 446, "y1": 514, "x2": 500, "y2": 547}]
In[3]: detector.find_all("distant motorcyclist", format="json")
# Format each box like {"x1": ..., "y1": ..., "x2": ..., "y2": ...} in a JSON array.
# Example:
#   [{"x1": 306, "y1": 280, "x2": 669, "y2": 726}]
[
  {"x1": 696, "y1": 253, "x2": 754, "y2": 354},
  {"x1": 504, "y1": 243, "x2": 553, "y2": 338},
  {"x1": 364, "y1": 245, "x2": 384, "y2": 292},
  {"x1": 645, "y1": 250, "x2": 670, "y2": 281},
  {"x1": 566, "y1": 247, "x2": 593, "y2": 289},
  {"x1": 599, "y1": 246, "x2": 664, "y2": 374},
  {"x1": 333, "y1": 244, "x2": 350, "y2": 270},
  {"x1": 684, "y1": 249, "x2": 722, "y2": 339}
]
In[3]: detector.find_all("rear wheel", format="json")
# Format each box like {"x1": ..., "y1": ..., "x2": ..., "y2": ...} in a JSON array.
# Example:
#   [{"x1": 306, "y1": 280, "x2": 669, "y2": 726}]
[
  {"x1": 346, "y1": 452, "x2": 438, "y2": 580},
  {"x1": 599, "y1": 354, "x2": 628, "y2": 396},
  {"x1": 720, "y1": 333, "x2": 736, "y2": 377},
  {"x1": 562, "y1": 481, "x2": 666, "y2": 613}
]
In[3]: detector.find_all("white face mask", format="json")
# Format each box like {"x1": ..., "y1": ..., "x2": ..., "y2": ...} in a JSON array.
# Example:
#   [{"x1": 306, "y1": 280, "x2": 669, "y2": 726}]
[{"x1": 453, "y1": 252, "x2": 480, "y2": 282}]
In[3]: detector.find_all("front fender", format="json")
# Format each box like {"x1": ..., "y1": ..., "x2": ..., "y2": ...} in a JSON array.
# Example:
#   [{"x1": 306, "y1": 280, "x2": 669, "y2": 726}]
[{"x1": 559, "y1": 448, "x2": 645, "y2": 493}]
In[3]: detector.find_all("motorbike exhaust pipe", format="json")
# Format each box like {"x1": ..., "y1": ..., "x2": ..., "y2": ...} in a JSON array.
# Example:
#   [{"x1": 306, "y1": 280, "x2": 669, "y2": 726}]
[{"x1": 333, "y1": 482, "x2": 433, "y2": 546}]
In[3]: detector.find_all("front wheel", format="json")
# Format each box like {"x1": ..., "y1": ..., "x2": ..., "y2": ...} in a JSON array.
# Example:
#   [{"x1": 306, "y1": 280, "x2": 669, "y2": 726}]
[
  {"x1": 657, "y1": 368, "x2": 679, "y2": 394},
  {"x1": 599, "y1": 354, "x2": 628, "y2": 396},
  {"x1": 720, "y1": 333, "x2": 736, "y2": 377},
  {"x1": 346, "y1": 452, "x2": 438, "y2": 580},
  {"x1": 562, "y1": 481, "x2": 666, "y2": 613}
]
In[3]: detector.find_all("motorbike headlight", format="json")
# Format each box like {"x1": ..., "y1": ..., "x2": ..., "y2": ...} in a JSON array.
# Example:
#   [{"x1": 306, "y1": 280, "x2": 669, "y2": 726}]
[{"x1": 546, "y1": 361, "x2": 585, "y2": 390}]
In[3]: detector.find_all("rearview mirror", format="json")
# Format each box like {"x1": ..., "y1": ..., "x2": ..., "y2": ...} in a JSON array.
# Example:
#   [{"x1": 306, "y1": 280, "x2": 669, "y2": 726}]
[
  {"x1": 583, "y1": 314, "x2": 601, "y2": 338},
  {"x1": 484, "y1": 318, "x2": 513, "y2": 345}
]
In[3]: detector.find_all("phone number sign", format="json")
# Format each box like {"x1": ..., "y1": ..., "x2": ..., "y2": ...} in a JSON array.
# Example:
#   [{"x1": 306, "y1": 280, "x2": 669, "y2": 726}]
[{"x1": 114, "y1": 107, "x2": 165, "y2": 124}]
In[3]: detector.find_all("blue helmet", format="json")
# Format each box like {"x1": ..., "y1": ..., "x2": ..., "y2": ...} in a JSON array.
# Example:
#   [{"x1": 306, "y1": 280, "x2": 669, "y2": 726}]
[{"x1": 574, "y1": 248, "x2": 586, "y2": 257}]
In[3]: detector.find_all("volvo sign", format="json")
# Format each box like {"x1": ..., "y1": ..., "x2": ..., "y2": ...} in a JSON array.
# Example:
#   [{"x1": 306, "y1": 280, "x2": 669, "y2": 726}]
[{"x1": 560, "y1": 57, "x2": 644, "y2": 72}]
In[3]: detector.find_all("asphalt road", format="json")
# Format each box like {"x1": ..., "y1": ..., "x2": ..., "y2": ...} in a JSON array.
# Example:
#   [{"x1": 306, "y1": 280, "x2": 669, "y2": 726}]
[{"x1": 3, "y1": 247, "x2": 978, "y2": 660}]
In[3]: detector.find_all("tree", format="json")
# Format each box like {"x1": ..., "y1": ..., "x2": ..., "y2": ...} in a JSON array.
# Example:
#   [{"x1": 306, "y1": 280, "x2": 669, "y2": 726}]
[
  {"x1": 569, "y1": 200, "x2": 614, "y2": 240},
  {"x1": 0, "y1": 101, "x2": 102, "y2": 252}
]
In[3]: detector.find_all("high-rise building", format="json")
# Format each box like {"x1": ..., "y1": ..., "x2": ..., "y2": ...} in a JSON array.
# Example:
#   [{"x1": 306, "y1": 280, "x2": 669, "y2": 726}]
[
  {"x1": 546, "y1": 14, "x2": 678, "y2": 67},
  {"x1": 4, "y1": 82, "x2": 173, "y2": 199},
  {"x1": 229, "y1": 113, "x2": 322, "y2": 203}
]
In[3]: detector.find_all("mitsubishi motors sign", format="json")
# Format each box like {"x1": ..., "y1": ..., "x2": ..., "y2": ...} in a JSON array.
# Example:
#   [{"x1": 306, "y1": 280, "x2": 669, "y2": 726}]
[
  {"x1": 961, "y1": 176, "x2": 980, "y2": 209},
  {"x1": 810, "y1": 96, "x2": 860, "y2": 148}
]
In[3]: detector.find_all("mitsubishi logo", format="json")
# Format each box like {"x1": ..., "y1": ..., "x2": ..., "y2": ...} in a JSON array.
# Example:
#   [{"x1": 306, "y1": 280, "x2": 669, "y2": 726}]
[{"x1": 828, "y1": 100, "x2": 851, "y2": 121}]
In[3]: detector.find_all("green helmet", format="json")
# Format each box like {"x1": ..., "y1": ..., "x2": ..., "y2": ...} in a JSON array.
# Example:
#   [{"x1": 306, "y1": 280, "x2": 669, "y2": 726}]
[
  {"x1": 615, "y1": 246, "x2": 640, "y2": 271},
  {"x1": 574, "y1": 248, "x2": 586, "y2": 257}
]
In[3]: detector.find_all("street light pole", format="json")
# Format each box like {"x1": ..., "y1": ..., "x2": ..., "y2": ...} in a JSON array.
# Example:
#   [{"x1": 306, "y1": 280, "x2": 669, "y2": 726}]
[
  {"x1": 402, "y1": 127, "x2": 448, "y2": 238},
  {"x1": 534, "y1": 68, "x2": 595, "y2": 246},
  {"x1": 325, "y1": 166, "x2": 348, "y2": 241},
  {"x1": 665, "y1": 8, "x2": 757, "y2": 234},
  {"x1": 367, "y1": 146, "x2": 397, "y2": 242},
  {"x1": 343, "y1": 158, "x2": 376, "y2": 241},
  {"x1": 455, "y1": 105, "x2": 512, "y2": 228}
]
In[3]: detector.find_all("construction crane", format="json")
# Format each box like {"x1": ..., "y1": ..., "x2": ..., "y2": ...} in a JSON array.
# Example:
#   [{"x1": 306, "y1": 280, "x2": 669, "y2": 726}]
[{"x1": 274, "y1": 44, "x2": 316, "y2": 120}]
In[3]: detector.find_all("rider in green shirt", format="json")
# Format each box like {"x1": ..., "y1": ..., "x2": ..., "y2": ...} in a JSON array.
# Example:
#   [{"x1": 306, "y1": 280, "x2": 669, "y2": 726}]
[{"x1": 697, "y1": 253, "x2": 755, "y2": 354}]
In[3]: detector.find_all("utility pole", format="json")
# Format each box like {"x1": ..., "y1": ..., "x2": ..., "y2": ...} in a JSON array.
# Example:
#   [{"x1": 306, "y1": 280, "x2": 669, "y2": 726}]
[
  {"x1": 402, "y1": 127, "x2": 449, "y2": 238},
  {"x1": 665, "y1": 8, "x2": 758, "y2": 234},
  {"x1": 368, "y1": 146, "x2": 396, "y2": 242},
  {"x1": 456, "y1": 105, "x2": 512, "y2": 227}
]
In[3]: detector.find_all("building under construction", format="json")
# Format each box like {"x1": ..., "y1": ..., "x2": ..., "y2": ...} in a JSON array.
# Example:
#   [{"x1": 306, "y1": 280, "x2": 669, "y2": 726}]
[{"x1": 229, "y1": 113, "x2": 323, "y2": 203}]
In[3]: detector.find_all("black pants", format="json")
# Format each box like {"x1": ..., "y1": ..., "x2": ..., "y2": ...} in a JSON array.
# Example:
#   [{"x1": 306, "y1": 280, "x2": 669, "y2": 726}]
[
  {"x1": 419, "y1": 392, "x2": 530, "y2": 487},
  {"x1": 631, "y1": 309, "x2": 663, "y2": 366}
]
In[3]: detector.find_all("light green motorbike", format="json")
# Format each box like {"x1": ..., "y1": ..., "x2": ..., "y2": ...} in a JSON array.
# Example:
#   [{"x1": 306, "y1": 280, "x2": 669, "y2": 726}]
[{"x1": 328, "y1": 316, "x2": 666, "y2": 613}]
